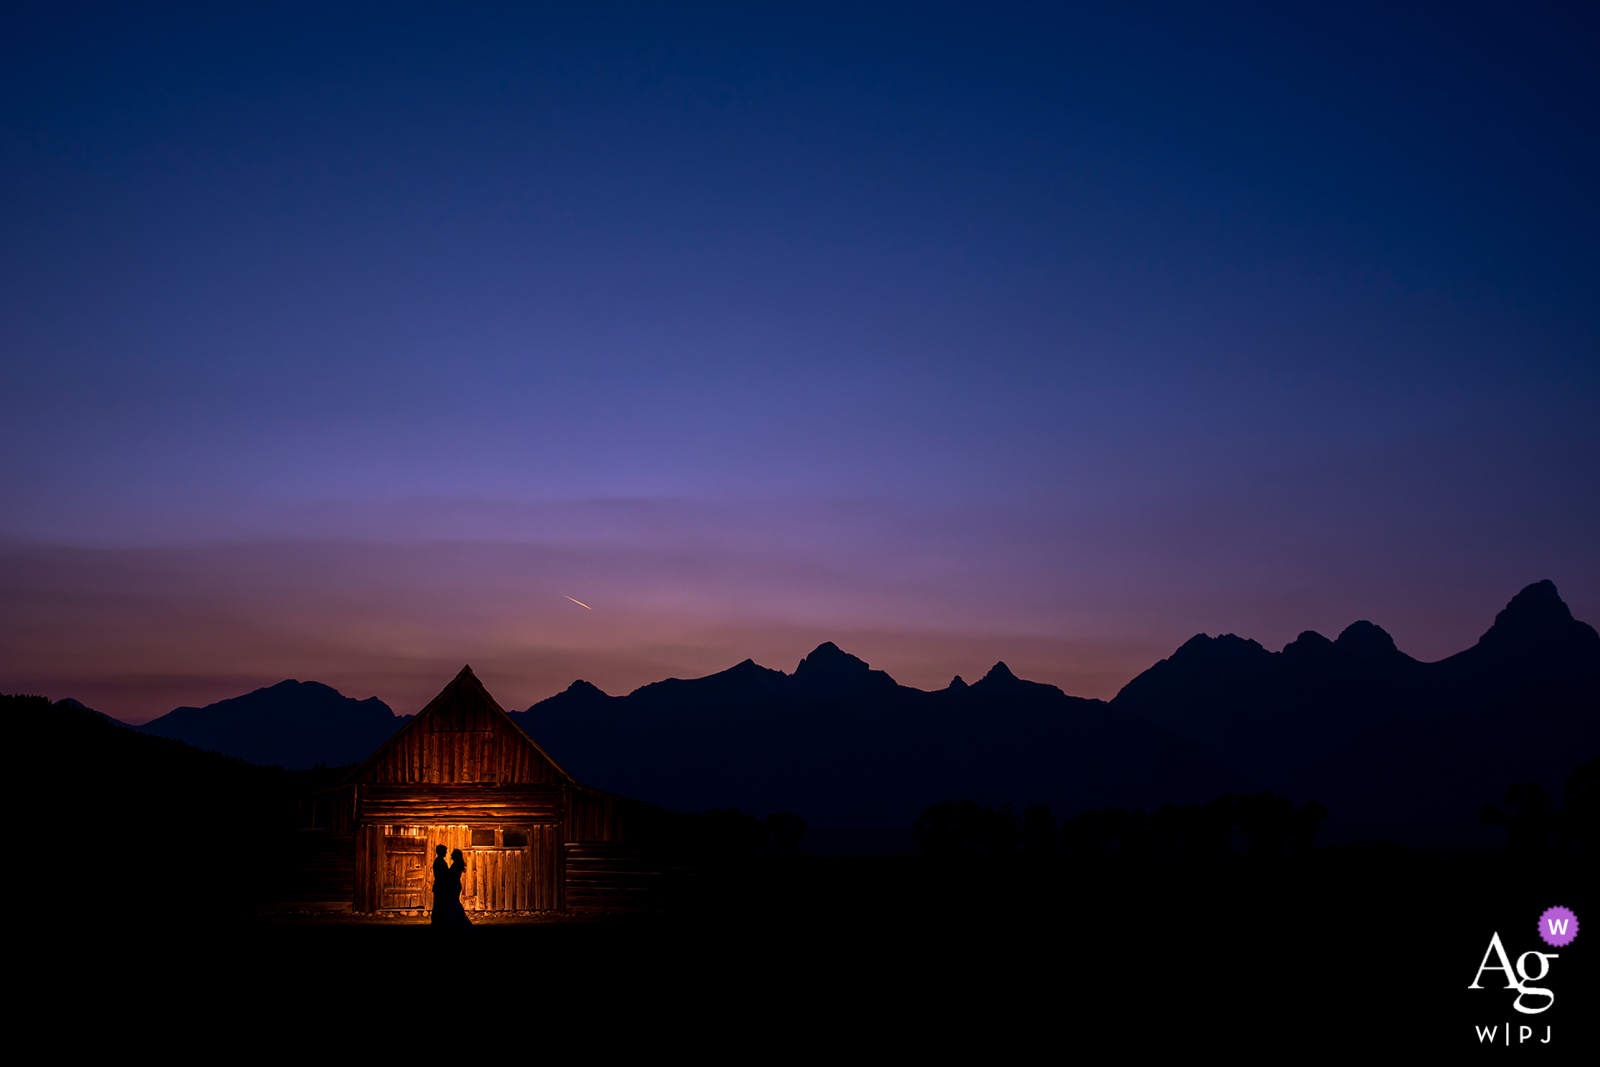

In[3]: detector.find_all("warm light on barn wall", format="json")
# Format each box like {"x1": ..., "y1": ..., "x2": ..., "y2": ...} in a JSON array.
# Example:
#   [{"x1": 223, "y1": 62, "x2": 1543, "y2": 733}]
[{"x1": 349, "y1": 666, "x2": 675, "y2": 914}]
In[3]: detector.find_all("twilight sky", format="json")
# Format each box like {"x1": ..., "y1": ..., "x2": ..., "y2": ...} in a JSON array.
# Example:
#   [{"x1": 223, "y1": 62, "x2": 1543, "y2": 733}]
[{"x1": 2, "y1": 3, "x2": 1596, "y2": 722}]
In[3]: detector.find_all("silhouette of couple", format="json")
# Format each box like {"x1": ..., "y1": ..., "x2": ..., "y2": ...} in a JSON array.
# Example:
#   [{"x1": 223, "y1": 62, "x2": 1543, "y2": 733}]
[{"x1": 431, "y1": 845, "x2": 472, "y2": 930}]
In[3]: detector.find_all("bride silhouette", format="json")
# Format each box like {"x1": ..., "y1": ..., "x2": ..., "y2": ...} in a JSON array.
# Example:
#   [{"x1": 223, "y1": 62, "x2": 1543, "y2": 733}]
[{"x1": 431, "y1": 845, "x2": 472, "y2": 930}]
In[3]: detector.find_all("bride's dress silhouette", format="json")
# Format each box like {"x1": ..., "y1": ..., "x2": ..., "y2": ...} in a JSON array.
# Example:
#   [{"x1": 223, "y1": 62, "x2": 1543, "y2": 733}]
[{"x1": 431, "y1": 845, "x2": 472, "y2": 930}]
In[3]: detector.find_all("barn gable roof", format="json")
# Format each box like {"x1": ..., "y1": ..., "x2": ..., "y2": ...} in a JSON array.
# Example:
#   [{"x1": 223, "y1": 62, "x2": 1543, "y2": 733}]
[{"x1": 349, "y1": 664, "x2": 575, "y2": 785}]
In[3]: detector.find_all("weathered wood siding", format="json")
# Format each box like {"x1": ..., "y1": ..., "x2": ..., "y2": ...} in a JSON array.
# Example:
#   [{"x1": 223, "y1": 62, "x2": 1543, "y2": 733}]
[
  {"x1": 355, "y1": 822, "x2": 562, "y2": 912},
  {"x1": 561, "y1": 786, "x2": 693, "y2": 911},
  {"x1": 360, "y1": 784, "x2": 562, "y2": 823},
  {"x1": 300, "y1": 785, "x2": 357, "y2": 834},
  {"x1": 353, "y1": 667, "x2": 569, "y2": 786},
  {"x1": 340, "y1": 666, "x2": 682, "y2": 914},
  {"x1": 267, "y1": 828, "x2": 355, "y2": 910},
  {"x1": 567, "y1": 784, "x2": 617, "y2": 842},
  {"x1": 564, "y1": 843, "x2": 679, "y2": 910},
  {"x1": 356, "y1": 726, "x2": 568, "y2": 784},
  {"x1": 568, "y1": 784, "x2": 687, "y2": 846}
]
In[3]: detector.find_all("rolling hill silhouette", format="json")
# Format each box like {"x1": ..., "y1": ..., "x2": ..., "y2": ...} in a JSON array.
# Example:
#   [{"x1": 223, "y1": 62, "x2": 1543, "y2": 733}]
[
  {"x1": 512, "y1": 641, "x2": 1248, "y2": 829},
  {"x1": 1111, "y1": 580, "x2": 1599, "y2": 845},
  {"x1": 8, "y1": 693, "x2": 338, "y2": 912},
  {"x1": 133, "y1": 680, "x2": 410, "y2": 768}
]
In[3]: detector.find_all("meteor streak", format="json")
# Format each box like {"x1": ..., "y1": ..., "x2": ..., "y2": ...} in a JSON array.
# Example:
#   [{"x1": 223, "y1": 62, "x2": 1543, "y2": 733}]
[{"x1": 563, "y1": 596, "x2": 593, "y2": 610}]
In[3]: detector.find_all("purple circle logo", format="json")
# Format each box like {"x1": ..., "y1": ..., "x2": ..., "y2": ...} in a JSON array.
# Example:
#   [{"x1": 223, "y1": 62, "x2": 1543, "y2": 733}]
[{"x1": 1538, "y1": 906, "x2": 1578, "y2": 948}]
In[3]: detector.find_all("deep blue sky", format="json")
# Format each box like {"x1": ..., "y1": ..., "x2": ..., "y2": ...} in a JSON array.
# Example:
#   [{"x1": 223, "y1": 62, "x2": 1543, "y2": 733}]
[{"x1": 2, "y1": 3, "x2": 1596, "y2": 719}]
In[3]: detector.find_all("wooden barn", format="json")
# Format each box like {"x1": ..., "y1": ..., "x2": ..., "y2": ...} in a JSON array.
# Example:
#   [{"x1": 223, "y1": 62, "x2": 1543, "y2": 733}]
[{"x1": 299, "y1": 665, "x2": 686, "y2": 914}]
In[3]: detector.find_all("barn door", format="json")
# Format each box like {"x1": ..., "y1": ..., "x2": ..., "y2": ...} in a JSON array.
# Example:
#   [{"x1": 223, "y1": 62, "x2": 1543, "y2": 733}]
[
  {"x1": 382, "y1": 834, "x2": 428, "y2": 909},
  {"x1": 453, "y1": 826, "x2": 540, "y2": 911}
]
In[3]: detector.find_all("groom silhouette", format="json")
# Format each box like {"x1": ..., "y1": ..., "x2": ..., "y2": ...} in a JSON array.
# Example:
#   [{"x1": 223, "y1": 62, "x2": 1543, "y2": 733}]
[{"x1": 432, "y1": 844, "x2": 449, "y2": 892}]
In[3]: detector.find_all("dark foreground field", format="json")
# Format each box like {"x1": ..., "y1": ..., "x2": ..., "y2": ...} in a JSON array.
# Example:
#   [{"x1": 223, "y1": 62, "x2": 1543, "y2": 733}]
[
  {"x1": 44, "y1": 849, "x2": 1593, "y2": 1057},
  {"x1": 18, "y1": 695, "x2": 1591, "y2": 1054}
]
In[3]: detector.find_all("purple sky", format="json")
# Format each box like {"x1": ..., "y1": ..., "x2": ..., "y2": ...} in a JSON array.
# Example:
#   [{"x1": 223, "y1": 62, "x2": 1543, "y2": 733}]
[{"x1": 2, "y1": 4, "x2": 1596, "y2": 722}]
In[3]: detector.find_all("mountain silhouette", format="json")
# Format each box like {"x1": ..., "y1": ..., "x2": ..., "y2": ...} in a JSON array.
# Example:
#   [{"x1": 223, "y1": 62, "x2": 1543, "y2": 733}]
[
  {"x1": 1111, "y1": 580, "x2": 1599, "y2": 845},
  {"x1": 133, "y1": 680, "x2": 410, "y2": 768},
  {"x1": 96, "y1": 580, "x2": 1597, "y2": 846},
  {"x1": 512, "y1": 643, "x2": 1247, "y2": 830}
]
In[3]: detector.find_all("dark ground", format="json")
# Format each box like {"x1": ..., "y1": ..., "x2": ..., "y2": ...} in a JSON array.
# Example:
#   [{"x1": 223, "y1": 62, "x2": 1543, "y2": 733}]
[
  {"x1": 40, "y1": 849, "x2": 1593, "y2": 1057},
  {"x1": 16, "y1": 696, "x2": 1591, "y2": 1054}
]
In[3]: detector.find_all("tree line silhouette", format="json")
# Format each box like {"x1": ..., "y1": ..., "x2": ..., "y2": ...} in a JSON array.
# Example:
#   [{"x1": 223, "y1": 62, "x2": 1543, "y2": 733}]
[
  {"x1": 693, "y1": 808, "x2": 809, "y2": 863},
  {"x1": 1479, "y1": 758, "x2": 1597, "y2": 855},
  {"x1": 913, "y1": 792, "x2": 1330, "y2": 861},
  {"x1": 914, "y1": 760, "x2": 1600, "y2": 864}
]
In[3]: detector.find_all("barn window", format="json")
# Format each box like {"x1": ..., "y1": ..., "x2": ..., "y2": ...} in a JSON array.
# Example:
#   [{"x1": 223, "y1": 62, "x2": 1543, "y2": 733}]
[
  {"x1": 502, "y1": 829, "x2": 528, "y2": 848},
  {"x1": 470, "y1": 828, "x2": 496, "y2": 847}
]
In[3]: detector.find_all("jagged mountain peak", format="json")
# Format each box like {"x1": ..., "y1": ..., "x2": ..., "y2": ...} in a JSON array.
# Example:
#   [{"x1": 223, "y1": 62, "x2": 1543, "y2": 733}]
[
  {"x1": 697, "y1": 657, "x2": 790, "y2": 688},
  {"x1": 1178, "y1": 632, "x2": 1270, "y2": 655},
  {"x1": 970, "y1": 660, "x2": 1065, "y2": 699},
  {"x1": 1166, "y1": 633, "x2": 1273, "y2": 671},
  {"x1": 1282, "y1": 630, "x2": 1333, "y2": 656},
  {"x1": 1481, "y1": 580, "x2": 1576, "y2": 641},
  {"x1": 1334, "y1": 620, "x2": 1403, "y2": 661},
  {"x1": 981, "y1": 661, "x2": 1017, "y2": 682},
  {"x1": 1469, "y1": 579, "x2": 1600, "y2": 663},
  {"x1": 1503, "y1": 578, "x2": 1570, "y2": 618},
  {"x1": 794, "y1": 641, "x2": 870, "y2": 678},
  {"x1": 792, "y1": 643, "x2": 900, "y2": 696}
]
